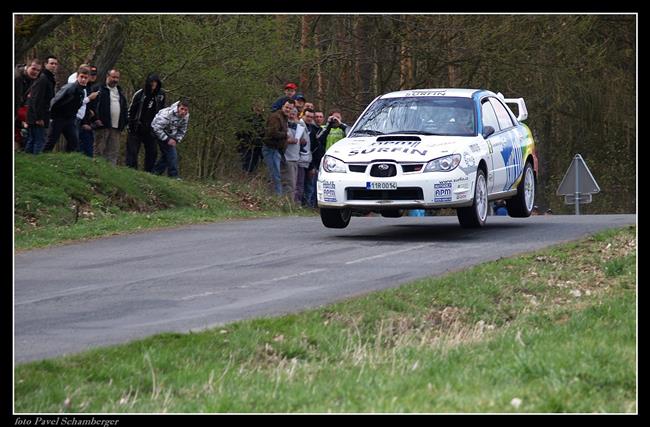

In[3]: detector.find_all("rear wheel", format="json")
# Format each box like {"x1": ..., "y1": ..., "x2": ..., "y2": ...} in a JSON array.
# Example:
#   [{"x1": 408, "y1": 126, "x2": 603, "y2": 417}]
[
  {"x1": 320, "y1": 208, "x2": 352, "y2": 228},
  {"x1": 506, "y1": 162, "x2": 535, "y2": 217},
  {"x1": 457, "y1": 169, "x2": 488, "y2": 228}
]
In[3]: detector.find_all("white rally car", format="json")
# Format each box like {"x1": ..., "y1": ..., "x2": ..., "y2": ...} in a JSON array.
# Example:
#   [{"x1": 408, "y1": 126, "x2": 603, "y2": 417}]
[{"x1": 317, "y1": 88, "x2": 538, "y2": 228}]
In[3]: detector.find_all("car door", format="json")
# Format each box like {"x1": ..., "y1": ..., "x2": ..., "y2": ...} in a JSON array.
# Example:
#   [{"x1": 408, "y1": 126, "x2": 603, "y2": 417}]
[
  {"x1": 489, "y1": 98, "x2": 523, "y2": 192},
  {"x1": 480, "y1": 99, "x2": 506, "y2": 194}
]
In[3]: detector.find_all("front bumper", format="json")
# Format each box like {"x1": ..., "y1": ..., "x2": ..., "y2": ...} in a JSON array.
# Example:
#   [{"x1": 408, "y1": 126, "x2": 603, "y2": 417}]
[{"x1": 317, "y1": 168, "x2": 476, "y2": 209}]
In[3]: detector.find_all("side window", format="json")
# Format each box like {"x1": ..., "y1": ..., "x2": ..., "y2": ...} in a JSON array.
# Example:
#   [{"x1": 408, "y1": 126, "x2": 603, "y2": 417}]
[
  {"x1": 481, "y1": 100, "x2": 500, "y2": 132},
  {"x1": 489, "y1": 98, "x2": 515, "y2": 130}
]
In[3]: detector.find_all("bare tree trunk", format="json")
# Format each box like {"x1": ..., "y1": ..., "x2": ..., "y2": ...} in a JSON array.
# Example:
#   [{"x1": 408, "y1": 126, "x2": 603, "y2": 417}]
[
  {"x1": 88, "y1": 16, "x2": 128, "y2": 79},
  {"x1": 14, "y1": 15, "x2": 71, "y2": 62},
  {"x1": 300, "y1": 16, "x2": 312, "y2": 92},
  {"x1": 399, "y1": 17, "x2": 413, "y2": 89},
  {"x1": 314, "y1": 23, "x2": 324, "y2": 106}
]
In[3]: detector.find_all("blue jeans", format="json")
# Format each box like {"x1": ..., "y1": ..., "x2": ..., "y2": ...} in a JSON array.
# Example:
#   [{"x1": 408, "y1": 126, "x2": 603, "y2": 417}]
[
  {"x1": 153, "y1": 139, "x2": 178, "y2": 177},
  {"x1": 303, "y1": 169, "x2": 317, "y2": 207},
  {"x1": 78, "y1": 120, "x2": 94, "y2": 158},
  {"x1": 24, "y1": 126, "x2": 46, "y2": 154},
  {"x1": 262, "y1": 146, "x2": 283, "y2": 195}
]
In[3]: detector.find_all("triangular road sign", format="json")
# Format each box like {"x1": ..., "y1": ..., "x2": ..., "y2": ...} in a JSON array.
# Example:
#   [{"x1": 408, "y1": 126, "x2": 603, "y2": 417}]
[{"x1": 556, "y1": 154, "x2": 601, "y2": 195}]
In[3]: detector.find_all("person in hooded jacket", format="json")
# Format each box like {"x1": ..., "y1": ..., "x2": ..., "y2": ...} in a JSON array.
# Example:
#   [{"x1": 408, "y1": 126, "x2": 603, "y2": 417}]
[{"x1": 125, "y1": 73, "x2": 166, "y2": 172}]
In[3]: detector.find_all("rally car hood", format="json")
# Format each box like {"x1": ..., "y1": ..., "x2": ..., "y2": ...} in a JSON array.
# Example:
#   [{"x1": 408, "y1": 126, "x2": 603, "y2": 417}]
[{"x1": 325, "y1": 135, "x2": 480, "y2": 163}]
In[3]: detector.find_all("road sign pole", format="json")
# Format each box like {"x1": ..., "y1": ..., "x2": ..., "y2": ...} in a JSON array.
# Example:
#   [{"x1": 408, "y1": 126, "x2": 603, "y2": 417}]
[{"x1": 574, "y1": 155, "x2": 580, "y2": 215}]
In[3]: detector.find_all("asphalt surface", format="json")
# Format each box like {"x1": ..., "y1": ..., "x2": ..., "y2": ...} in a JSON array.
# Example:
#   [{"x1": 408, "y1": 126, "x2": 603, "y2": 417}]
[{"x1": 14, "y1": 214, "x2": 635, "y2": 363}]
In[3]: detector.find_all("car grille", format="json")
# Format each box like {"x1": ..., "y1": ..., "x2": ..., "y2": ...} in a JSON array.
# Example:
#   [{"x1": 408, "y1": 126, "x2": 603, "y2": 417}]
[
  {"x1": 369, "y1": 163, "x2": 397, "y2": 177},
  {"x1": 346, "y1": 187, "x2": 424, "y2": 201},
  {"x1": 401, "y1": 164, "x2": 424, "y2": 173},
  {"x1": 348, "y1": 164, "x2": 367, "y2": 173}
]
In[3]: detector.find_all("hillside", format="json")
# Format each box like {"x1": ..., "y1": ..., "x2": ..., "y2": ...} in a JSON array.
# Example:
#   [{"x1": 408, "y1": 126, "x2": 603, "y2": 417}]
[{"x1": 14, "y1": 153, "x2": 304, "y2": 249}]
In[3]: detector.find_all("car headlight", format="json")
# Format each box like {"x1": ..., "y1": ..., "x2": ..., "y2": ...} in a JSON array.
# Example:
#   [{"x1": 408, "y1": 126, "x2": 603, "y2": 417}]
[
  {"x1": 322, "y1": 155, "x2": 347, "y2": 173},
  {"x1": 423, "y1": 154, "x2": 461, "y2": 172}
]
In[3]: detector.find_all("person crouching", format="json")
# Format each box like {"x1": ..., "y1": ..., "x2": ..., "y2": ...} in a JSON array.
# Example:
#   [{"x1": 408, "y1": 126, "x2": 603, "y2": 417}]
[{"x1": 151, "y1": 98, "x2": 190, "y2": 179}]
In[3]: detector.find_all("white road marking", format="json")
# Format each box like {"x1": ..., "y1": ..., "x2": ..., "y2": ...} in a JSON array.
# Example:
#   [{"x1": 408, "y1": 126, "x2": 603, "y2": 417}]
[
  {"x1": 180, "y1": 268, "x2": 328, "y2": 301},
  {"x1": 344, "y1": 244, "x2": 428, "y2": 265}
]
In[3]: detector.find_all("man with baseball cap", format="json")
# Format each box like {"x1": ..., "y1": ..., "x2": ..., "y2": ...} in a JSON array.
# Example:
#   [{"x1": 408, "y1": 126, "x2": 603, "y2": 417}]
[{"x1": 270, "y1": 81, "x2": 298, "y2": 112}]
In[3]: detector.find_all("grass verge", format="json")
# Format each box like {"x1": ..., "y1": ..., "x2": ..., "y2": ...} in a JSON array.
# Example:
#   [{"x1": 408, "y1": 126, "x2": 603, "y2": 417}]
[
  {"x1": 14, "y1": 226, "x2": 636, "y2": 413},
  {"x1": 14, "y1": 153, "x2": 313, "y2": 250}
]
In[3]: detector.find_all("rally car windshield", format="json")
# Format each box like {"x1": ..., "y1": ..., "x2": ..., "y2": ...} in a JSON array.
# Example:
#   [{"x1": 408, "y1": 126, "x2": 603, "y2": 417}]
[{"x1": 350, "y1": 97, "x2": 477, "y2": 137}]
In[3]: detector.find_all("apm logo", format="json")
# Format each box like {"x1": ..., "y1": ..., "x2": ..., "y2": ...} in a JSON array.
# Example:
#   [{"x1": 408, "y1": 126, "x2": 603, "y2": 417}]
[{"x1": 435, "y1": 188, "x2": 451, "y2": 197}]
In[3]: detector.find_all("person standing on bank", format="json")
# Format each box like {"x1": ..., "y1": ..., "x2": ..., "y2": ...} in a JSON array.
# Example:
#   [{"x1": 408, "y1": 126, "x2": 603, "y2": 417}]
[
  {"x1": 24, "y1": 55, "x2": 58, "y2": 154},
  {"x1": 151, "y1": 98, "x2": 190, "y2": 179},
  {"x1": 91, "y1": 69, "x2": 128, "y2": 165},
  {"x1": 44, "y1": 66, "x2": 91, "y2": 153},
  {"x1": 126, "y1": 73, "x2": 166, "y2": 172}
]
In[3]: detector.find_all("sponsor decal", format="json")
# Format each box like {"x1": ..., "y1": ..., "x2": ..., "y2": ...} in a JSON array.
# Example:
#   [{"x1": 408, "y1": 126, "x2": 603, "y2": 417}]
[
  {"x1": 435, "y1": 188, "x2": 451, "y2": 197},
  {"x1": 434, "y1": 181, "x2": 452, "y2": 189},
  {"x1": 321, "y1": 180, "x2": 336, "y2": 189},
  {"x1": 453, "y1": 176, "x2": 469, "y2": 182},
  {"x1": 456, "y1": 193, "x2": 468, "y2": 200},
  {"x1": 500, "y1": 134, "x2": 524, "y2": 191},
  {"x1": 371, "y1": 140, "x2": 422, "y2": 148},
  {"x1": 404, "y1": 90, "x2": 447, "y2": 97},
  {"x1": 463, "y1": 152, "x2": 476, "y2": 167},
  {"x1": 349, "y1": 147, "x2": 428, "y2": 156},
  {"x1": 434, "y1": 196, "x2": 452, "y2": 202},
  {"x1": 323, "y1": 188, "x2": 337, "y2": 202},
  {"x1": 469, "y1": 143, "x2": 481, "y2": 152}
]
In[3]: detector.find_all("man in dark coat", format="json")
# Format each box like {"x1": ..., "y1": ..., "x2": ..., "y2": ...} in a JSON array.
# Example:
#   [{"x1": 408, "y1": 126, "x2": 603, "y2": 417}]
[
  {"x1": 89, "y1": 69, "x2": 128, "y2": 165},
  {"x1": 263, "y1": 98, "x2": 294, "y2": 195},
  {"x1": 14, "y1": 59, "x2": 41, "y2": 149},
  {"x1": 25, "y1": 56, "x2": 58, "y2": 154},
  {"x1": 44, "y1": 66, "x2": 91, "y2": 153},
  {"x1": 125, "y1": 73, "x2": 166, "y2": 172}
]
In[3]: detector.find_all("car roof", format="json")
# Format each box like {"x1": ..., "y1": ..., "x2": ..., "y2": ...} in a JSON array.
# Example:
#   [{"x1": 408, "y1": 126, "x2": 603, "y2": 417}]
[{"x1": 379, "y1": 88, "x2": 490, "y2": 99}]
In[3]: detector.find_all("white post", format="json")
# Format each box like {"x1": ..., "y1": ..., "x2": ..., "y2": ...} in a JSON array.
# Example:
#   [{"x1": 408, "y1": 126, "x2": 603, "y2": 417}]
[{"x1": 574, "y1": 154, "x2": 580, "y2": 215}]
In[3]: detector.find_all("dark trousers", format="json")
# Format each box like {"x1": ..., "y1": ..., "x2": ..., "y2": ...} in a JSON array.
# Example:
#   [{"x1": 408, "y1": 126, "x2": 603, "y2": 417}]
[
  {"x1": 153, "y1": 139, "x2": 179, "y2": 177},
  {"x1": 238, "y1": 143, "x2": 263, "y2": 173},
  {"x1": 126, "y1": 128, "x2": 158, "y2": 172},
  {"x1": 44, "y1": 117, "x2": 79, "y2": 153},
  {"x1": 78, "y1": 126, "x2": 94, "y2": 158}
]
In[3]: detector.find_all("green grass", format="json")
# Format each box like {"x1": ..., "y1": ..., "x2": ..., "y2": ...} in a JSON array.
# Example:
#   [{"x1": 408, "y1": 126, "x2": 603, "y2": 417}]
[
  {"x1": 14, "y1": 226, "x2": 637, "y2": 413},
  {"x1": 14, "y1": 152, "x2": 313, "y2": 249}
]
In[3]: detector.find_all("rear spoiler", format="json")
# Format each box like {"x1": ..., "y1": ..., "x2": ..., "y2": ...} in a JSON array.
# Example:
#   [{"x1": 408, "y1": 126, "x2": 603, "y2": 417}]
[{"x1": 496, "y1": 92, "x2": 528, "y2": 122}]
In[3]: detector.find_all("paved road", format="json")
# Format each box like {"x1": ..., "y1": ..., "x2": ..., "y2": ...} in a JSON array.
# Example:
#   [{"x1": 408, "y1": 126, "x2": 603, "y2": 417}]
[{"x1": 14, "y1": 214, "x2": 635, "y2": 363}]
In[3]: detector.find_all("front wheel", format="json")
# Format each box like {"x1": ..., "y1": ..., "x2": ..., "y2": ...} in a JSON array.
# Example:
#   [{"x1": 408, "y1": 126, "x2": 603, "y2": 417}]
[
  {"x1": 457, "y1": 169, "x2": 488, "y2": 228},
  {"x1": 320, "y1": 208, "x2": 352, "y2": 228},
  {"x1": 506, "y1": 162, "x2": 535, "y2": 217}
]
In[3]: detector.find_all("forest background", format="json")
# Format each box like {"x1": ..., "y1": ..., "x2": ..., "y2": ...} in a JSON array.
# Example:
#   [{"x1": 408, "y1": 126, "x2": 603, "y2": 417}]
[{"x1": 14, "y1": 14, "x2": 636, "y2": 214}]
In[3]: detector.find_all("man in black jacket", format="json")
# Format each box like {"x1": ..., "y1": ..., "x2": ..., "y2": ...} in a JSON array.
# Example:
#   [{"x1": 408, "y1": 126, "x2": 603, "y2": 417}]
[
  {"x1": 14, "y1": 59, "x2": 41, "y2": 150},
  {"x1": 25, "y1": 56, "x2": 58, "y2": 154},
  {"x1": 125, "y1": 73, "x2": 166, "y2": 172},
  {"x1": 89, "y1": 69, "x2": 128, "y2": 165},
  {"x1": 43, "y1": 67, "x2": 91, "y2": 153}
]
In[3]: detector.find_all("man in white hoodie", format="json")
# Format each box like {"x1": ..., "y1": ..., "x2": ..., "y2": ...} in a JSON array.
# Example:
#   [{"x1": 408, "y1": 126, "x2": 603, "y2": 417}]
[{"x1": 151, "y1": 98, "x2": 190, "y2": 179}]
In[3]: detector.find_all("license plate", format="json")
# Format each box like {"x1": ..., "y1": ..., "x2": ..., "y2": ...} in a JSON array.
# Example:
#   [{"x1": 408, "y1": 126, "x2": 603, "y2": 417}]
[{"x1": 366, "y1": 181, "x2": 397, "y2": 190}]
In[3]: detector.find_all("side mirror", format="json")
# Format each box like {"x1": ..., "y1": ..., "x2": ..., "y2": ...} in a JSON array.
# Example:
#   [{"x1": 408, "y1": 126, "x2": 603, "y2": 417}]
[{"x1": 482, "y1": 125, "x2": 495, "y2": 138}]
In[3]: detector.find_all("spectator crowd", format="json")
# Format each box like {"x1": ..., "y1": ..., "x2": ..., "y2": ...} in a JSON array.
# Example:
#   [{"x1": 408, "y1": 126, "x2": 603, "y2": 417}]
[{"x1": 16, "y1": 57, "x2": 347, "y2": 202}]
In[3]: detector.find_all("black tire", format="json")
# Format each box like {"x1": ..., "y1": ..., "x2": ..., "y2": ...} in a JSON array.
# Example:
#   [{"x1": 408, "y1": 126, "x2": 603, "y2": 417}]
[
  {"x1": 380, "y1": 209, "x2": 404, "y2": 218},
  {"x1": 506, "y1": 162, "x2": 535, "y2": 218},
  {"x1": 457, "y1": 169, "x2": 488, "y2": 228},
  {"x1": 320, "y1": 208, "x2": 352, "y2": 228}
]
